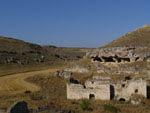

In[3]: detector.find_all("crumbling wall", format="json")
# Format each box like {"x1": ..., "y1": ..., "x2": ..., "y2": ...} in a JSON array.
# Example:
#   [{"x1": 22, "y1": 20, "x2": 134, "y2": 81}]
[
  {"x1": 67, "y1": 77, "x2": 149, "y2": 101},
  {"x1": 67, "y1": 83, "x2": 87, "y2": 99},
  {"x1": 115, "y1": 79, "x2": 147, "y2": 101},
  {"x1": 67, "y1": 80, "x2": 110, "y2": 100}
]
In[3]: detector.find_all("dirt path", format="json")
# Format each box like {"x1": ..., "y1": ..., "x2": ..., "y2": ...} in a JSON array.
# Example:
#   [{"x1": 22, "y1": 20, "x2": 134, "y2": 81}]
[{"x1": 0, "y1": 68, "x2": 60, "y2": 96}]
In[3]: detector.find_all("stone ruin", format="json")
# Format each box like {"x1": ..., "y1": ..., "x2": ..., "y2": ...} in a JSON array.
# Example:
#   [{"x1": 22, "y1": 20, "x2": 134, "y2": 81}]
[
  {"x1": 67, "y1": 76, "x2": 150, "y2": 104},
  {"x1": 86, "y1": 47, "x2": 150, "y2": 63},
  {"x1": 66, "y1": 47, "x2": 150, "y2": 104}
]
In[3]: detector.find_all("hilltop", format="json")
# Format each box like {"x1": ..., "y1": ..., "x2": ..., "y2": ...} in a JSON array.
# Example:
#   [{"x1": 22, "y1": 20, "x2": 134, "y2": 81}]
[
  {"x1": 103, "y1": 25, "x2": 150, "y2": 47},
  {"x1": 71, "y1": 25, "x2": 150, "y2": 83}
]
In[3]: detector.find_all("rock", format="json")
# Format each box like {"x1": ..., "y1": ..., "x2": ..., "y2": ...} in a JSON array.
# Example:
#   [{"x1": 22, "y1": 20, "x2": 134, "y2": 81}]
[
  {"x1": 54, "y1": 54, "x2": 68, "y2": 61},
  {"x1": 55, "y1": 71, "x2": 72, "y2": 79},
  {"x1": 87, "y1": 47, "x2": 149, "y2": 63},
  {"x1": 131, "y1": 94, "x2": 145, "y2": 104},
  {"x1": 7, "y1": 101, "x2": 29, "y2": 113},
  {"x1": 147, "y1": 57, "x2": 150, "y2": 62},
  {"x1": 92, "y1": 76, "x2": 111, "y2": 80},
  {"x1": 95, "y1": 63, "x2": 139, "y2": 75},
  {"x1": 65, "y1": 64, "x2": 90, "y2": 73}
]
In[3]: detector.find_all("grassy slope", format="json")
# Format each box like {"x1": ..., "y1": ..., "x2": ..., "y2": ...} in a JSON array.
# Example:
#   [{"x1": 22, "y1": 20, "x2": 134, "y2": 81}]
[
  {"x1": 0, "y1": 36, "x2": 93, "y2": 76},
  {"x1": 103, "y1": 25, "x2": 150, "y2": 47}
]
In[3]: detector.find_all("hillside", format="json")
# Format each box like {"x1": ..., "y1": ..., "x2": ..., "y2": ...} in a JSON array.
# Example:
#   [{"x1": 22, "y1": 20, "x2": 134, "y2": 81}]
[
  {"x1": 0, "y1": 36, "x2": 92, "y2": 76},
  {"x1": 0, "y1": 36, "x2": 59, "y2": 65},
  {"x1": 103, "y1": 25, "x2": 150, "y2": 47}
]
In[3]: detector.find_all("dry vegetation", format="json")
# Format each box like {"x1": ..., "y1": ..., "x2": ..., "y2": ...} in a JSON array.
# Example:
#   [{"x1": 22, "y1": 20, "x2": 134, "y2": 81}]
[
  {"x1": 1, "y1": 59, "x2": 150, "y2": 113},
  {"x1": 103, "y1": 25, "x2": 150, "y2": 47},
  {"x1": 2, "y1": 25, "x2": 150, "y2": 112},
  {"x1": 25, "y1": 70, "x2": 150, "y2": 113}
]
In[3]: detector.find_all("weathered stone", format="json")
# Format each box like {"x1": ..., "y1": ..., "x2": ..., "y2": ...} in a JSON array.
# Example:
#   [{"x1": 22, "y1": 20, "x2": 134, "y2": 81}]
[
  {"x1": 67, "y1": 77, "x2": 150, "y2": 104},
  {"x1": 131, "y1": 94, "x2": 145, "y2": 104},
  {"x1": 67, "y1": 77, "x2": 111, "y2": 100},
  {"x1": 65, "y1": 64, "x2": 90, "y2": 73},
  {"x1": 7, "y1": 101, "x2": 29, "y2": 113},
  {"x1": 55, "y1": 70, "x2": 72, "y2": 79},
  {"x1": 87, "y1": 47, "x2": 150, "y2": 64},
  {"x1": 95, "y1": 63, "x2": 139, "y2": 75}
]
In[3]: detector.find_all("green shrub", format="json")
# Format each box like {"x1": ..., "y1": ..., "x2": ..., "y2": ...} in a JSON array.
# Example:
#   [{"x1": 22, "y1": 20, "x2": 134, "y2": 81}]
[
  {"x1": 24, "y1": 90, "x2": 31, "y2": 94},
  {"x1": 71, "y1": 101, "x2": 78, "y2": 104},
  {"x1": 80, "y1": 100, "x2": 90, "y2": 111},
  {"x1": 104, "y1": 104, "x2": 118, "y2": 113}
]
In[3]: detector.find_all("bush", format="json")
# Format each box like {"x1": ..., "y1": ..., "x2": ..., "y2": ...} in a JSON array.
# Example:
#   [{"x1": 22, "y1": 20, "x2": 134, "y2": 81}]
[
  {"x1": 80, "y1": 100, "x2": 90, "y2": 111},
  {"x1": 71, "y1": 101, "x2": 78, "y2": 104},
  {"x1": 104, "y1": 104, "x2": 118, "y2": 113},
  {"x1": 24, "y1": 90, "x2": 31, "y2": 94}
]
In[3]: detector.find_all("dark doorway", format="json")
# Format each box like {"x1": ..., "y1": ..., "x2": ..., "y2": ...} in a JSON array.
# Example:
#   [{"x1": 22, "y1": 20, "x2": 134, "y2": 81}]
[
  {"x1": 147, "y1": 86, "x2": 150, "y2": 99},
  {"x1": 89, "y1": 94, "x2": 95, "y2": 99},
  {"x1": 102, "y1": 56, "x2": 115, "y2": 62},
  {"x1": 119, "y1": 98, "x2": 126, "y2": 102},
  {"x1": 110, "y1": 85, "x2": 115, "y2": 100},
  {"x1": 92, "y1": 56, "x2": 102, "y2": 62}
]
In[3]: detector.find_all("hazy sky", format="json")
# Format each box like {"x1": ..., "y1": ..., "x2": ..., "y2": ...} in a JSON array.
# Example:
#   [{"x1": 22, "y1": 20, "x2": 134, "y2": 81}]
[{"x1": 0, "y1": 0, "x2": 150, "y2": 47}]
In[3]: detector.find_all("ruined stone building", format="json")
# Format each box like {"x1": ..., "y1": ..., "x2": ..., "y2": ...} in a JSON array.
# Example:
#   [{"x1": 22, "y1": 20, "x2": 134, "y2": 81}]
[
  {"x1": 67, "y1": 47, "x2": 150, "y2": 102},
  {"x1": 67, "y1": 76, "x2": 150, "y2": 102}
]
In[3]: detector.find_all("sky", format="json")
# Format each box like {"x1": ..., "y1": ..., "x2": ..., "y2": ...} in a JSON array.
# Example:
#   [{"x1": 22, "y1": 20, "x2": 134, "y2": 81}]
[{"x1": 0, "y1": 0, "x2": 150, "y2": 48}]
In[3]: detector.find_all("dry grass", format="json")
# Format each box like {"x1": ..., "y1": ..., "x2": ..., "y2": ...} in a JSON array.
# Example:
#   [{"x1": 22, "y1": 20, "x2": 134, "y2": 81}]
[
  {"x1": 103, "y1": 25, "x2": 150, "y2": 47},
  {"x1": 0, "y1": 64, "x2": 66, "y2": 109},
  {"x1": 0, "y1": 61, "x2": 66, "y2": 76},
  {"x1": 1, "y1": 58, "x2": 150, "y2": 112},
  {"x1": 25, "y1": 70, "x2": 150, "y2": 113},
  {"x1": 1, "y1": 64, "x2": 150, "y2": 113}
]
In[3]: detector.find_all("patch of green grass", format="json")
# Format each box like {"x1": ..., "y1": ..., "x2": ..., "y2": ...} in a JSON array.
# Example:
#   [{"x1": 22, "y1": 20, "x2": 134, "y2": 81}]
[
  {"x1": 80, "y1": 100, "x2": 90, "y2": 111},
  {"x1": 104, "y1": 104, "x2": 119, "y2": 113},
  {"x1": 71, "y1": 101, "x2": 78, "y2": 105},
  {"x1": 24, "y1": 90, "x2": 31, "y2": 94}
]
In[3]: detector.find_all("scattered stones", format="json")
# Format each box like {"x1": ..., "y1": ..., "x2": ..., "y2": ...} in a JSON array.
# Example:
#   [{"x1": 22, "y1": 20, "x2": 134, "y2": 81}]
[
  {"x1": 55, "y1": 70, "x2": 72, "y2": 79},
  {"x1": 7, "y1": 101, "x2": 75, "y2": 113},
  {"x1": 65, "y1": 64, "x2": 90, "y2": 73},
  {"x1": 131, "y1": 94, "x2": 145, "y2": 104},
  {"x1": 55, "y1": 54, "x2": 68, "y2": 61}
]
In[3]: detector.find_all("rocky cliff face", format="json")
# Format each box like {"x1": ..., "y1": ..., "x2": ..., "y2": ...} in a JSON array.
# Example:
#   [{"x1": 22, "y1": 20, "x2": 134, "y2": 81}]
[
  {"x1": 86, "y1": 47, "x2": 150, "y2": 63},
  {"x1": 81, "y1": 47, "x2": 150, "y2": 75}
]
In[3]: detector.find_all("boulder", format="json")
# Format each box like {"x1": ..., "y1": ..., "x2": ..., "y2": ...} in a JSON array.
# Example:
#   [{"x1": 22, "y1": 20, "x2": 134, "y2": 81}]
[
  {"x1": 55, "y1": 71, "x2": 72, "y2": 79},
  {"x1": 131, "y1": 94, "x2": 145, "y2": 104},
  {"x1": 7, "y1": 101, "x2": 29, "y2": 113}
]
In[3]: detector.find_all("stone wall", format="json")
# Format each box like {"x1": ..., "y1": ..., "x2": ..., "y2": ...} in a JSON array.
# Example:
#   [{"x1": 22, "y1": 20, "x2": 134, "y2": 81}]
[
  {"x1": 67, "y1": 77, "x2": 150, "y2": 102},
  {"x1": 67, "y1": 78, "x2": 110, "y2": 100},
  {"x1": 114, "y1": 79, "x2": 147, "y2": 101}
]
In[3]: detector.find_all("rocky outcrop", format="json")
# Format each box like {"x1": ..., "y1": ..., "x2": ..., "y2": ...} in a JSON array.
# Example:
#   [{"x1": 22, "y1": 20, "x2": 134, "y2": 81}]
[
  {"x1": 65, "y1": 64, "x2": 90, "y2": 73},
  {"x1": 95, "y1": 64, "x2": 139, "y2": 75},
  {"x1": 130, "y1": 94, "x2": 145, "y2": 104},
  {"x1": 86, "y1": 47, "x2": 150, "y2": 63},
  {"x1": 83, "y1": 47, "x2": 150, "y2": 75},
  {"x1": 55, "y1": 70, "x2": 72, "y2": 79},
  {"x1": 7, "y1": 101, "x2": 29, "y2": 113}
]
